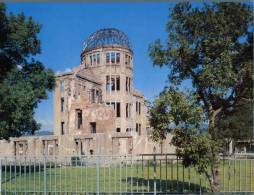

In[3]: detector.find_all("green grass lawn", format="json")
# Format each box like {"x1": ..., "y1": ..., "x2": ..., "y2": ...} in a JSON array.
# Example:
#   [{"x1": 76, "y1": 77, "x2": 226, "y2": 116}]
[{"x1": 1, "y1": 158, "x2": 253, "y2": 193}]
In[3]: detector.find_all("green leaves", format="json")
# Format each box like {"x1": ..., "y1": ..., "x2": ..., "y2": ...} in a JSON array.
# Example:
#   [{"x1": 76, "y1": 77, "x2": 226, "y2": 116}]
[
  {"x1": 0, "y1": 3, "x2": 55, "y2": 139},
  {"x1": 150, "y1": 88, "x2": 204, "y2": 142},
  {"x1": 0, "y1": 3, "x2": 41, "y2": 80},
  {"x1": 150, "y1": 2, "x2": 253, "y2": 107},
  {"x1": 149, "y1": 2, "x2": 253, "y2": 191}
]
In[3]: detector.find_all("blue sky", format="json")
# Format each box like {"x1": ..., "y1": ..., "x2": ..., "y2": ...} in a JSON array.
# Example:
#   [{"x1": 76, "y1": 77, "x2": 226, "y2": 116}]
[{"x1": 7, "y1": 2, "x2": 176, "y2": 132}]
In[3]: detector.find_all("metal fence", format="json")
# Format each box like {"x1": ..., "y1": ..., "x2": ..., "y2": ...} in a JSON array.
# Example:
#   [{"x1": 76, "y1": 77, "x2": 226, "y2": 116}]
[{"x1": 0, "y1": 153, "x2": 253, "y2": 194}]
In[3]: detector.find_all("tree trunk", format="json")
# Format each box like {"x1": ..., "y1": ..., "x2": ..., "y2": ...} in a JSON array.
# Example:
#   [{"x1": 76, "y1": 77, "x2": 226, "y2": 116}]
[
  {"x1": 210, "y1": 152, "x2": 219, "y2": 192},
  {"x1": 208, "y1": 107, "x2": 222, "y2": 192}
]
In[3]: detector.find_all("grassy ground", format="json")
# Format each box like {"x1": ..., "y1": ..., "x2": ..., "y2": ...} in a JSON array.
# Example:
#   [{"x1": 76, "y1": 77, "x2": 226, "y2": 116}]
[{"x1": 1, "y1": 158, "x2": 253, "y2": 193}]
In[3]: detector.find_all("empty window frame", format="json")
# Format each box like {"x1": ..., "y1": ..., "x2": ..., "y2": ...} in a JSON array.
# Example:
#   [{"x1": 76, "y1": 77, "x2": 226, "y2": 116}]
[
  {"x1": 126, "y1": 77, "x2": 131, "y2": 92},
  {"x1": 107, "y1": 102, "x2": 120, "y2": 117},
  {"x1": 116, "y1": 128, "x2": 121, "y2": 133},
  {"x1": 61, "y1": 122, "x2": 64, "y2": 135},
  {"x1": 128, "y1": 78, "x2": 131, "y2": 92},
  {"x1": 90, "y1": 122, "x2": 96, "y2": 133},
  {"x1": 136, "y1": 123, "x2": 141, "y2": 135},
  {"x1": 97, "y1": 53, "x2": 100, "y2": 64},
  {"x1": 116, "y1": 53, "x2": 120, "y2": 63},
  {"x1": 106, "y1": 75, "x2": 120, "y2": 92},
  {"x1": 76, "y1": 109, "x2": 82, "y2": 129},
  {"x1": 90, "y1": 53, "x2": 100, "y2": 66},
  {"x1": 126, "y1": 128, "x2": 131, "y2": 132},
  {"x1": 106, "y1": 76, "x2": 110, "y2": 92},
  {"x1": 126, "y1": 77, "x2": 128, "y2": 92},
  {"x1": 106, "y1": 53, "x2": 110, "y2": 63},
  {"x1": 90, "y1": 55, "x2": 93, "y2": 66},
  {"x1": 116, "y1": 102, "x2": 121, "y2": 117},
  {"x1": 126, "y1": 103, "x2": 131, "y2": 118},
  {"x1": 125, "y1": 54, "x2": 131, "y2": 65},
  {"x1": 111, "y1": 77, "x2": 115, "y2": 91},
  {"x1": 91, "y1": 89, "x2": 96, "y2": 103},
  {"x1": 82, "y1": 57, "x2": 86, "y2": 66},
  {"x1": 126, "y1": 104, "x2": 128, "y2": 118},
  {"x1": 61, "y1": 97, "x2": 64, "y2": 112},
  {"x1": 91, "y1": 89, "x2": 100, "y2": 103},
  {"x1": 111, "y1": 52, "x2": 115, "y2": 63},
  {"x1": 93, "y1": 54, "x2": 96, "y2": 65},
  {"x1": 106, "y1": 52, "x2": 120, "y2": 64},
  {"x1": 136, "y1": 101, "x2": 141, "y2": 115},
  {"x1": 116, "y1": 76, "x2": 120, "y2": 91}
]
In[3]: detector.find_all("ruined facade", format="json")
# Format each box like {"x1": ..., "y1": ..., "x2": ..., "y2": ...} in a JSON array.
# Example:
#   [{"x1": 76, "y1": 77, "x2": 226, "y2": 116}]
[{"x1": 0, "y1": 28, "x2": 174, "y2": 157}]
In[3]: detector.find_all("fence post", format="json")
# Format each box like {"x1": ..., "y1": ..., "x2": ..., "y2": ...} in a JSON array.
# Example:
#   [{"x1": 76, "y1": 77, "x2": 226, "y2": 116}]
[
  {"x1": 97, "y1": 155, "x2": 100, "y2": 195},
  {"x1": 153, "y1": 146, "x2": 156, "y2": 195},
  {"x1": 44, "y1": 156, "x2": 46, "y2": 195}
]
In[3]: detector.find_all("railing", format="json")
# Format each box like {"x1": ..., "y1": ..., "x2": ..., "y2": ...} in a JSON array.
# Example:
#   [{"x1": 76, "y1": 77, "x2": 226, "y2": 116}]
[{"x1": 0, "y1": 154, "x2": 253, "y2": 194}]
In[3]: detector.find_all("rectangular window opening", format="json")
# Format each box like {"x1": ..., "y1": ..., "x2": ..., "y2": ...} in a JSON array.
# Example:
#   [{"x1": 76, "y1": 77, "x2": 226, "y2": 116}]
[
  {"x1": 116, "y1": 102, "x2": 121, "y2": 117},
  {"x1": 76, "y1": 109, "x2": 82, "y2": 129},
  {"x1": 61, "y1": 122, "x2": 64, "y2": 135},
  {"x1": 91, "y1": 89, "x2": 96, "y2": 103},
  {"x1": 61, "y1": 97, "x2": 64, "y2": 112},
  {"x1": 111, "y1": 77, "x2": 115, "y2": 91},
  {"x1": 106, "y1": 53, "x2": 110, "y2": 64},
  {"x1": 106, "y1": 76, "x2": 110, "y2": 92},
  {"x1": 97, "y1": 53, "x2": 100, "y2": 64},
  {"x1": 90, "y1": 122, "x2": 96, "y2": 133},
  {"x1": 126, "y1": 77, "x2": 128, "y2": 92},
  {"x1": 128, "y1": 78, "x2": 131, "y2": 92},
  {"x1": 116, "y1": 53, "x2": 120, "y2": 63},
  {"x1": 125, "y1": 54, "x2": 128, "y2": 65},
  {"x1": 116, "y1": 76, "x2": 120, "y2": 91},
  {"x1": 126, "y1": 103, "x2": 129, "y2": 118},
  {"x1": 90, "y1": 55, "x2": 93, "y2": 66},
  {"x1": 111, "y1": 52, "x2": 115, "y2": 63}
]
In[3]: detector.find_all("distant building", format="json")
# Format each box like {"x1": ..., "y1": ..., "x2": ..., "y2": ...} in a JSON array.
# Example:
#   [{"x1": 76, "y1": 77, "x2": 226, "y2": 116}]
[{"x1": 0, "y1": 28, "x2": 174, "y2": 157}]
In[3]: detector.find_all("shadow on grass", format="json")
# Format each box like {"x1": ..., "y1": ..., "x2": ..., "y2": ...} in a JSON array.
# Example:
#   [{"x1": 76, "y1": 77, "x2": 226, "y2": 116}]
[{"x1": 125, "y1": 177, "x2": 209, "y2": 193}]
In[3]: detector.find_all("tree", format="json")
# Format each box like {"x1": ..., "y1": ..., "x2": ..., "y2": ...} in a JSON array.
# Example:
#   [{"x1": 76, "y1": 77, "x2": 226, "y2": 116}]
[
  {"x1": 215, "y1": 97, "x2": 253, "y2": 152},
  {"x1": 149, "y1": 2, "x2": 253, "y2": 192},
  {"x1": 0, "y1": 3, "x2": 55, "y2": 139}
]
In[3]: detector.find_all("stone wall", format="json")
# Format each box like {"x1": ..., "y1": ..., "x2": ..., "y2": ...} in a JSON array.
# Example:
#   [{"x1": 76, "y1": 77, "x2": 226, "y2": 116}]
[{"x1": 0, "y1": 133, "x2": 175, "y2": 157}]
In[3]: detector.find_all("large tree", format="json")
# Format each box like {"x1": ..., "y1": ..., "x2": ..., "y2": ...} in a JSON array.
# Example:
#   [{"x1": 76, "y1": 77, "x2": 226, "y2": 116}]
[
  {"x1": 215, "y1": 96, "x2": 253, "y2": 152},
  {"x1": 0, "y1": 3, "x2": 55, "y2": 139},
  {"x1": 149, "y1": 2, "x2": 253, "y2": 192}
]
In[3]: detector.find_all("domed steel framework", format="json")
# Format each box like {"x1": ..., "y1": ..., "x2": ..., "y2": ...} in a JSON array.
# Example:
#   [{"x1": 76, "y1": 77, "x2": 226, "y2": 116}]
[{"x1": 83, "y1": 28, "x2": 131, "y2": 52}]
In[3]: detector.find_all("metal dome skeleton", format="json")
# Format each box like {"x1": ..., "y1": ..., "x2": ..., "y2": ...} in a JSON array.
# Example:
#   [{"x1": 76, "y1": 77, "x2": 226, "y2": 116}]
[{"x1": 83, "y1": 28, "x2": 132, "y2": 52}]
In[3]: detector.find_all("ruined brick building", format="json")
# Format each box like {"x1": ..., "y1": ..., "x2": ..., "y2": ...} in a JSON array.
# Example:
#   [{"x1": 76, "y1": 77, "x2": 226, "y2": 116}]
[{"x1": 0, "y1": 28, "x2": 174, "y2": 157}]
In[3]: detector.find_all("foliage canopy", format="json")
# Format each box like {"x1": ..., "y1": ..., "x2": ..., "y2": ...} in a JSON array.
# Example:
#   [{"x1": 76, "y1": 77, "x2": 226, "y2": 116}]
[
  {"x1": 0, "y1": 3, "x2": 55, "y2": 139},
  {"x1": 149, "y1": 2, "x2": 253, "y2": 191}
]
